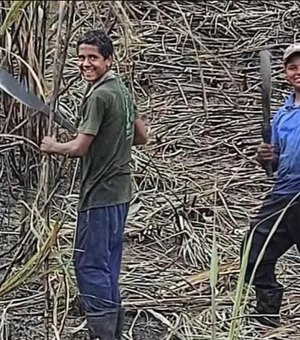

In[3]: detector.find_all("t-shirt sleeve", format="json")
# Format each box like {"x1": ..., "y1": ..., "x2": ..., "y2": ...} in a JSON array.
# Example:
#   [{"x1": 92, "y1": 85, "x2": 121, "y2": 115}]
[{"x1": 78, "y1": 93, "x2": 107, "y2": 136}]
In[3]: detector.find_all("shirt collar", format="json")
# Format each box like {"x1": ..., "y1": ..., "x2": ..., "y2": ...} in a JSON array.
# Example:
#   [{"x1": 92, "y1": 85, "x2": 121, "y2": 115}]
[
  {"x1": 85, "y1": 70, "x2": 116, "y2": 98},
  {"x1": 283, "y1": 92, "x2": 300, "y2": 110},
  {"x1": 284, "y1": 93, "x2": 294, "y2": 110}
]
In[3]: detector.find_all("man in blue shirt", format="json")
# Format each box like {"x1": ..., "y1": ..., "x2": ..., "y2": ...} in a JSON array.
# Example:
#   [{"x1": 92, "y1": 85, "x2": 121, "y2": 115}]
[{"x1": 243, "y1": 43, "x2": 300, "y2": 328}]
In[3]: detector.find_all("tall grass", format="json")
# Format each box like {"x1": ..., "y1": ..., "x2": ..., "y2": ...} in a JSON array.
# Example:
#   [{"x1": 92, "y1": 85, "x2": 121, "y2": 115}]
[
  {"x1": 227, "y1": 194, "x2": 299, "y2": 339},
  {"x1": 210, "y1": 190, "x2": 218, "y2": 339}
]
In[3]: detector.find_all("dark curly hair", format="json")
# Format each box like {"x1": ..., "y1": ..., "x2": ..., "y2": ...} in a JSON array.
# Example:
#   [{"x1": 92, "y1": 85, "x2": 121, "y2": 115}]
[{"x1": 77, "y1": 30, "x2": 114, "y2": 59}]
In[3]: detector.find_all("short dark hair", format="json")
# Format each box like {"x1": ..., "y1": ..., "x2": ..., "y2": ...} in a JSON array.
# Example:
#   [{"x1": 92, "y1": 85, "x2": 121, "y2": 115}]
[{"x1": 77, "y1": 30, "x2": 114, "y2": 59}]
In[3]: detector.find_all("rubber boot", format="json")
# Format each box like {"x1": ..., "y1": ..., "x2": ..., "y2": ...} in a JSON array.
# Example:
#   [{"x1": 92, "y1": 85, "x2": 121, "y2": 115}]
[
  {"x1": 254, "y1": 287, "x2": 283, "y2": 328},
  {"x1": 115, "y1": 308, "x2": 125, "y2": 339},
  {"x1": 87, "y1": 311, "x2": 118, "y2": 340}
]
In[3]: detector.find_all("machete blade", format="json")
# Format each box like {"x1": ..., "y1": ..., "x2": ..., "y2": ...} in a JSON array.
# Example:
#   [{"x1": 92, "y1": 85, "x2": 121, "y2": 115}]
[
  {"x1": 0, "y1": 68, "x2": 77, "y2": 134},
  {"x1": 259, "y1": 50, "x2": 272, "y2": 127},
  {"x1": 259, "y1": 49, "x2": 273, "y2": 177}
]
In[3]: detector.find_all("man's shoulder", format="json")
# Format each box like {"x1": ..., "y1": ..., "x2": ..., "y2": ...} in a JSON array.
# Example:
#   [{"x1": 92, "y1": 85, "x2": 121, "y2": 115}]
[
  {"x1": 274, "y1": 93, "x2": 294, "y2": 117},
  {"x1": 86, "y1": 72, "x2": 119, "y2": 98},
  {"x1": 90, "y1": 78, "x2": 120, "y2": 98},
  {"x1": 95, "y1": 76, "x2": 119, "y2": 91},
  {"x1": 88, "y1": 84, "x2": 113, "y2": 105}
]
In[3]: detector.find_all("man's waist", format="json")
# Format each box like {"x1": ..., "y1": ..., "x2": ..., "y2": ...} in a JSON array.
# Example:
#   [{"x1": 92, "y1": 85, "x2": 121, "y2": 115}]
[
  {"x1": 78, "y1": 184, "x2": 132, "y2": 212},
  {"x1": 272, "y1": 173, "x2": 300, "y2": 194}
]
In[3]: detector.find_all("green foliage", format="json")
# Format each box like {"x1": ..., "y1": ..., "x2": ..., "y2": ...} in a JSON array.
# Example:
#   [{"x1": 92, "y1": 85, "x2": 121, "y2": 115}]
[{"x1": 0, "y1": 1, "x2": 30, "y2": 34}]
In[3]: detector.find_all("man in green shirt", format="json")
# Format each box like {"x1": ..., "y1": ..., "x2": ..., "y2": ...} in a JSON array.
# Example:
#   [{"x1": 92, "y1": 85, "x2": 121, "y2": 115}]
[{"x1": 41, "y1": 30, "x2": 147, "y2": 340}]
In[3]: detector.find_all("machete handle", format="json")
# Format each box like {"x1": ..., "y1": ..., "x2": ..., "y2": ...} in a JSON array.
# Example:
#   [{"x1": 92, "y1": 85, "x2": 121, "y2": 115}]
[
  {"x1": 261, "y1": 122, "x2": 271, "y2": 144},
  {"x1": 264, "y1": 162, "x2": 273, "y2": 177},
  {"x1": 53, "y1": 111, "x2": 77, "y2": 134}
]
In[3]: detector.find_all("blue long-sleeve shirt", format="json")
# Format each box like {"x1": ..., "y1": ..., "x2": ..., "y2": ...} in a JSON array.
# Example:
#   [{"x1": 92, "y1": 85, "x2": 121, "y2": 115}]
[{"x1": 272, "y1": 93, "x2": 300, "y2": 194}]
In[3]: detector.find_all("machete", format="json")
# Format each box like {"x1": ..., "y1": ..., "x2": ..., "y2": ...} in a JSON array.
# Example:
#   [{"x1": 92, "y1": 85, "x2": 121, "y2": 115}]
[
  {"x1": 259, "y1": 50, "x2": 273, "y2": 177},
  {"x1": 0, "y1": 68, "x2": 77, "y2": 134}
]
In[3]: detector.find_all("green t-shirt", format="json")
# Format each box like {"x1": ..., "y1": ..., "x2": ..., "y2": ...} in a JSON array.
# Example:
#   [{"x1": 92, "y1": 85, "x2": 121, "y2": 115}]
[{"x1": 77, "y1": 71, "x2": 135, "y2": 211}]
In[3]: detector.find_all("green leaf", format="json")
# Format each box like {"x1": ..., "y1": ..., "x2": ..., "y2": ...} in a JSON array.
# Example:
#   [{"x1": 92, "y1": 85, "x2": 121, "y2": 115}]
[{"x1": 0, "y1": 1, "x2": 30, "y2": 34}]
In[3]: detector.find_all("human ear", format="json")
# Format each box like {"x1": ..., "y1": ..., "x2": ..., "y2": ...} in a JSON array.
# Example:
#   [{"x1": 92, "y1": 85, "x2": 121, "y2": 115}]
[{"x1": 106, "y1": 56, "x2": 113, "y2": 69}]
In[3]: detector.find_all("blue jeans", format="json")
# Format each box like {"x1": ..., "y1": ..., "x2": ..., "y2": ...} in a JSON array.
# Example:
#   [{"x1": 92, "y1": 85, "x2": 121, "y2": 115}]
[{"x1": 73, "y1": 203, "x2": 129, "y2": 315}]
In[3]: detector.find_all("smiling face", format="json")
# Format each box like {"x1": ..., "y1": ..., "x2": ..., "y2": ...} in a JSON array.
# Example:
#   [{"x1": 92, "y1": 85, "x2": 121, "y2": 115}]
[
  {"x1": 78, "y1": 44, "x2": 112, "y2": 83},
  {"x1": 285, "y1": 53, "x2": 300, "y2": 92}
]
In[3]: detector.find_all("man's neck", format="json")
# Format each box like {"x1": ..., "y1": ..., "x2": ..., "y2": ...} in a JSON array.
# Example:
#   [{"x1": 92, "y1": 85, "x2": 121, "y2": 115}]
[{"x1": 295, "y1": 91, "x2": 300, "y2": 106}]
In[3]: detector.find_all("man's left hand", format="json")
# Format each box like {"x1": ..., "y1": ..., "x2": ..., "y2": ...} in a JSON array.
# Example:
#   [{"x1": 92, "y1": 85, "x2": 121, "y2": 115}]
[{"x1": 40, "y1": 136, "x2": 57, "y2": 154}]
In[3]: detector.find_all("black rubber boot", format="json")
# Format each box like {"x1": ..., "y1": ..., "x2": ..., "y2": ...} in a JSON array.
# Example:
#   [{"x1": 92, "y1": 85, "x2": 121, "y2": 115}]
[
  {"x1": 115, "y1": 308, "x2": 125, "y2": 339},
  {"x1": 254, "y1": 287, "x2": 283, "y2": 328},
  {"x1": 87, "y1": 311, "x2": 118, "y2": 340}
]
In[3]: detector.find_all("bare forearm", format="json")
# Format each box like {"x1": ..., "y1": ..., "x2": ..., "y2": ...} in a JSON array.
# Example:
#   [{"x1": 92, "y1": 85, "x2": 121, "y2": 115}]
[
  {"x1": 50, "y1": 140, "x2": 82, "y2": 157},
  {"x1": 41, "y1": 133, "x2": 94, "y2": 157},
  {"x1": 133, "y1": 134, "x2": 147, "y2": 145},
  {"x1": 133, "y1": 118, "x2": 148, "y2": 145}
]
